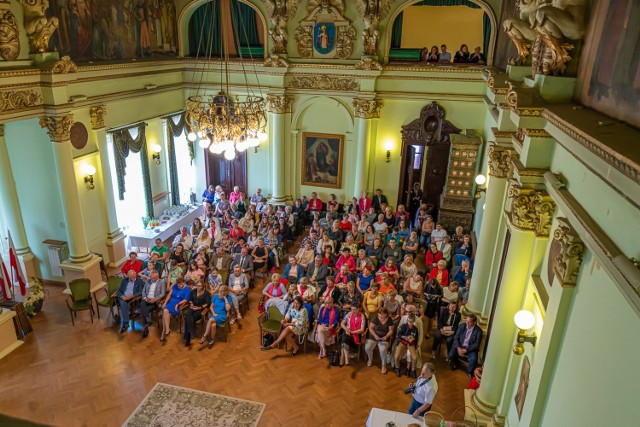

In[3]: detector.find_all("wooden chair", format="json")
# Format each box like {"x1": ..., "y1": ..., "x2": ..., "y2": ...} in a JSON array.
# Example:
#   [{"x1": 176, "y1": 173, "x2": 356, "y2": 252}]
[
  {"x1": 93, "y1": 276, "x2": 121, "y2": 319},
  {"x1": 66, "y1": 278, "x2": 94, "y2": 326},
  {"x1": 258, "y1": 305, "x2": 284, "y2": 346}
]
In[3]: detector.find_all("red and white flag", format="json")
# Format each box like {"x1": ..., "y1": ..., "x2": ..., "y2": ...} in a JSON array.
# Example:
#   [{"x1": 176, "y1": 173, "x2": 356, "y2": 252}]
[
  {"x1": 7, "y1": 230, "x2": 26, "y2": 296},
  {"x1": 0, "y1": 257, "x2": 10, "y2": 300}
]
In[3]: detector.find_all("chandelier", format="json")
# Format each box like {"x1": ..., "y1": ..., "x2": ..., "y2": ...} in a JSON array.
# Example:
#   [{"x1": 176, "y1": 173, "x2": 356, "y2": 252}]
[{"x1": 185, "y1": 0, "x2": 267, "y2": 160}]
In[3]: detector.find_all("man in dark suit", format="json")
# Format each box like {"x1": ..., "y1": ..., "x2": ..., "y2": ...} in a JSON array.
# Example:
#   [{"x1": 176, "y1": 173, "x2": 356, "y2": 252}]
[
  {"x1": 448, "y1": 314, "x2": 482, "y2": 376},
  {"x1": 431, "y1": 303, "x2": 461, "y2": 359},
  {"x1": 231, "y1": 247, "x2": 254, "y2": 277},
  {"x1": 306, "y1": 256, "x2": 329, "y2": 287},
  {"x1": 372, "y1": 188, "x2": 388, "y2": 213},
  {"x1": 209, "y1": 247, "x2": 232, "y2": 283},
  {"x1": 117, "y1": 269, "x2": 144, "y2": 334}
]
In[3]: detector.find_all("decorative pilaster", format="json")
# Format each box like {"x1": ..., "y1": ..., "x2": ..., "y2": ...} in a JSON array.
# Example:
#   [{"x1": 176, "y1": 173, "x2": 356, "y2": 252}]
[
  {"x1": 39, "y1": 115, "x2": 74, "y2": 142},
  {"x1": 465, "y1": 142, "x2": 514, "y2": 319},
  {"x1": 353, "y1": 98, "x2": 382, "y2": 198},
  {"x1": 0, "y1": 124, "x2": 37, "y2": 280},
  {"x1": 90, "y1": 105, "x2": 107, "y2": 130},
  {"x1": 267, "y1": 94, "x2": 291, "y2": 204},
  {"x1": 552, "y1": 217, "x2": 585, "y2": 287},
  {"x1": 506, "y1": 181, "x2": 556, "y2": 237}
]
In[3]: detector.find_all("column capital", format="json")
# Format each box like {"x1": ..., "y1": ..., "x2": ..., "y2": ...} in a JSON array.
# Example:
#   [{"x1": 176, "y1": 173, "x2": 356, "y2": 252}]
[
  {"x1": 267, "y1": 94, "x2": 291, "y2": 114},
  {"x1": 487, "y1": 142, "x2": 516, "y2": 178},
  {"x1": 90, "y1": 105, "x2": 107, "y2": 130},
  {"x1": 552, "y1": 217, "x2": 585, "y2": 287},
  {"x1": 0, "y1": 123, "x2": 4, "y2": 138},
  {"x1": 353, "y1": 98, "x2": 383, "y2": 119},
  {"x1": 39, "y1": 114, "x2": 74, "y2": 142},
  {"x1": 506, "y1": 181, "x2": 556, "y2": 237}
]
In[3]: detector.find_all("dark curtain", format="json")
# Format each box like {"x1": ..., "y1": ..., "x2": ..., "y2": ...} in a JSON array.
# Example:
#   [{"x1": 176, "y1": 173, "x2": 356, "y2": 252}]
[
  {"x1": 188, "y1": 1, "x2": 222, "y2": 57},
  {"x1": 483, "y1": 12, "x2": 491, "y2": 57},
  {"x1": 166, "y1": 113, "x2": 187, "y2": 206},
  {"x1": 112, "y1": 124, "x2": 154, "y2": 218},
  {"x1": 231, "y1": 0, "x2": 260, "y2": 50},
  {"x1": 391, "y1": 12, "x2": 404, "y2": 49}
]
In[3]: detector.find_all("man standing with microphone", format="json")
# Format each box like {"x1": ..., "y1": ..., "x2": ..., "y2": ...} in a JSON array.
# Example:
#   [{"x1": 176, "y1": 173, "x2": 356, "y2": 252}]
[{"x1": 406, "y1": 362, "x2": 438, "y2": 419}]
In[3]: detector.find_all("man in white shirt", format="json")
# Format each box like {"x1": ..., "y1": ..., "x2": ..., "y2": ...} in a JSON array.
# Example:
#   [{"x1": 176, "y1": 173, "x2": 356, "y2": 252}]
[
  {"x1": 172, "y1": 226, "x2": 193, "y2": 249},
  {"x1": 407, "y1": 362, "x2": 438, "y2": 418},
  {"x1": 430, "y1": 223, "x2": 447, "y2": 244}
]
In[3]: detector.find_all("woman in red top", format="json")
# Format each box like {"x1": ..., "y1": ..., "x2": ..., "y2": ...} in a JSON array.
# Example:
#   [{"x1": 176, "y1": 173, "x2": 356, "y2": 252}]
[
  {"x1": 376, "y1": 258, "x2": 399, "y2": 285},
  {"x1": 358, "y1": 191, "x2": 372, "y2": 216},
  {"x1": 427, "y1": 260, "x2": 449, "y2": 286},
  {"x1": 327, "y1": 193, "x2": 339, "y2": 211},
  {"x1": 425, "y1": 242, "x2": 443, "y2": 272},
  {"x1": 339, "y1": 214, "x2": 352, "y2": 232},
  {"x1": 229, "y1": 220, "x2": 245, "y2": 242}
]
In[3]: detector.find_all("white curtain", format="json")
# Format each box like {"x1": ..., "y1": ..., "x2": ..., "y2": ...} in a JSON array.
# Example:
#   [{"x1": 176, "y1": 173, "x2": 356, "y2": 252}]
[{"x1": 174, "y1": 132, "x2": 197, "y2": 205}]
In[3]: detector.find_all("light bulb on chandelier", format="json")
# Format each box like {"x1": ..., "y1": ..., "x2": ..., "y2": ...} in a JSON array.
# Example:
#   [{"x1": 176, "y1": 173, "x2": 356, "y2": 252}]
[
  {"x1": 224, "y1": 149, "x2": 236, "y2": 160},
  {"x1": 258, "y1": 131, "x2": 268, "y2": 142},
  {"x1": 198, "y1": 138, "x2": 211, "y2": 149},
  {"x1": 187, "y1": 131, "x2": 197, "y2": 142}
]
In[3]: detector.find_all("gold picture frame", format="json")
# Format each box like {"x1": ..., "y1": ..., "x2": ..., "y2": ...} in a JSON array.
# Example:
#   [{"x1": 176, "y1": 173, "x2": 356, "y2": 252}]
[
  {"x1": 515, "y1": 356, "x2": 531, "y2": 419},
  {"x1": 301, "y1": 132, "x2": 344, "y2": 189}
]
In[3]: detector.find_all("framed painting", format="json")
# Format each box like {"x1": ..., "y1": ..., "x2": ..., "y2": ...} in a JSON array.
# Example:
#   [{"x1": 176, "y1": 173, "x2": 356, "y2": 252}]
[
  {"x1": 514, "y1": 356, "x2": 531, "y2": 419},
  {"x1": 314, "y1": 23, "x2": 336, "y2": 55},
  {"x1": 301, "y1": 132, "x2": 344, "y2": 189}
]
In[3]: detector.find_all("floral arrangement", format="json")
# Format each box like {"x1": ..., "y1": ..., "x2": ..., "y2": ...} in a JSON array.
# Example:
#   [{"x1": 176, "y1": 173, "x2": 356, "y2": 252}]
[{"x1": 23, "y1": 278, "x2": 45, "y2": 316}]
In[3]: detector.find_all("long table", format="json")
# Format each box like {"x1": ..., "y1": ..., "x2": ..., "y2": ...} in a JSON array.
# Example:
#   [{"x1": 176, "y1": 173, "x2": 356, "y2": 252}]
[{"x1": 127, "y1": 205, "x2": 204, "y2": 250}]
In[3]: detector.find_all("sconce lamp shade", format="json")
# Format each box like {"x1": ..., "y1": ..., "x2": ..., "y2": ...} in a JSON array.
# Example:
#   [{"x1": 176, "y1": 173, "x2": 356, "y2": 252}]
[
  {"x1": 475, "y1": 174, "x2": 487, "y2": 186},
  {"x1": 383, "y1": 140, "x2": 393, "y2": 151},
  {"x1": 81, "y1": 164, "x2": 96, "y2": 176},
  {"x1": 514, "y1": 310, "x2": 535, "y2": 330},
  {"x1": 150, "y1": 143, "x2": 162, "y2": 154}
]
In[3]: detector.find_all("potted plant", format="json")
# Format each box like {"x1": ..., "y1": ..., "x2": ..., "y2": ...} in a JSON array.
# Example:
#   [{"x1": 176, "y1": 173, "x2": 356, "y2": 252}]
[{"x1": 24, "y1": 278, "x2": 45, "y2": 317}]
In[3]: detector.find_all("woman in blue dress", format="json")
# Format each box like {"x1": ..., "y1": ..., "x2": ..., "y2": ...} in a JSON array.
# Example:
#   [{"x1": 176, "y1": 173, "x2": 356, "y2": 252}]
[
  {"x1": 200, "y1": 285, "x2": 233, "y2": 349},
  {"x1": 161, "y1": 276, "x2": 191, "y2": 342}
]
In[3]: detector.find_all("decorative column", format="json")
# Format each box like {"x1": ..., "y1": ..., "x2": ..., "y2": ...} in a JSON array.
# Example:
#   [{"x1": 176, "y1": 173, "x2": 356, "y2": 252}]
[
  {"x1": 353, "y1": 98, "x2": 383, "y2": 198},
  {"x1": 40, "y1": 115, "x2": 104, "y2": 290},
  {"x1": 465, "y1": 143, "x2": 515, "y2": 320},
  {"x1": 0, "y1": 125, "x2": 38, "y2": 280},
  {"x1": 267, "y1": 94, "x2": 291, "y2": 205},
  {"x1": 91, "y1": 106, "x2": 126, "y2": 268},
  {"x1": 471, "y1": 182, "x2": 556, "y2": 424}
]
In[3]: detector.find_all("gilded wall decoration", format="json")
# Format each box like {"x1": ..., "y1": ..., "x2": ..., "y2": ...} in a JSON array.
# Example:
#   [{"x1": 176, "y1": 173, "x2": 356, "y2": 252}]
[
  {"x1": 355, "y1": 0, "x2": 393, "y2": 56},
  {"x1": 0, "y1": 1, "x2": 20, "y2": 61},
  {"x1": 262, "y1": 0, "x2": 299, "y2": 54},
  {"x1": 51, "y1": 55, "x2": 78, "y2": 73},
  {"x1": 295, "y1": 0, "x2": 355, "y2": 60},
  {"x1": 0, "y1": 89, "x2": 43, "y2": 112},
  {"x1": 551, "y1": 217, "x2": 585, "y2": 287},
  {"x1": 354, "y1": 57, "x2": 382, "y2": 71},
  {"x1": 487, "y1": 142, "x2": 514, "y2": 178},
  {"x1": 90, "y1": 105, "x2": 107, "y2": 129},
  {"x1": 21, "y1": 0, "x2": 59, "y2": 53},
  {"x1": 267, "y1": 94, "x2": 291, "y2": 114},
  {"x1": 502, "y1": 0, "x2": 588, "y2": 76},
  {"x1": 39, "y1": 114, "x2": 74, "y2": 142},
  {"x1": 353, "y1": 99, "x2": 383, "y2": 119},
  {"x1": 264, "y1": 54, "x2": 289, "y2": 67},
  {"x1": 290, "y1": 75, "x2": 359, "y2": 91},
  {"x1": 507, "y1": 181, "x2": 556, "y2": 236}
]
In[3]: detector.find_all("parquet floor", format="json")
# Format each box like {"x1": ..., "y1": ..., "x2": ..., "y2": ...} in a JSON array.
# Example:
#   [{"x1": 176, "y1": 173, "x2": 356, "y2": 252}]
[{"x1": 0, "y1": 240, "x2": 468, "y2": 427}]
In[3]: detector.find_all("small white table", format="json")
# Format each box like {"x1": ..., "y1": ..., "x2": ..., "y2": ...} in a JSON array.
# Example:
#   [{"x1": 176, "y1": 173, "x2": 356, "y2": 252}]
[
  {"x1": 127, "y1": 206, "x2": 204, "y2": 250},
  {"x1": 366, "y1": 408, "x2": 425, "y2": 427}
]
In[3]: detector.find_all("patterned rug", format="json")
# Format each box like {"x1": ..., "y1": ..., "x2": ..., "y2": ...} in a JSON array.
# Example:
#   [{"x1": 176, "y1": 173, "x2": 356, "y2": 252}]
[{"x1": 123, "y1": 383, "x2": 266, "y2": 427}]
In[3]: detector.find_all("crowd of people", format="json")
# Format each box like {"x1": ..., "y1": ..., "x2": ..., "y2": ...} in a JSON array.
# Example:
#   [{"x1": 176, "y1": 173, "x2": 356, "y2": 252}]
[
  {"x1": 115, "y1": 183, "x2": 483, "y2": 418},
  {"x1": 421, "y1": 44, "x2": 486, "y2": 65}
]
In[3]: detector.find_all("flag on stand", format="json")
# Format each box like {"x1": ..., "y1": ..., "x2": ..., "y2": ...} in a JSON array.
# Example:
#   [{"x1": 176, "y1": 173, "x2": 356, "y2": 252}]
[
  {"x1": 0, "y1": 257, "x2": 10, "y2": 300},
  {"x1": 7, "y1": 230, "x2": 27, "y2": 296}
]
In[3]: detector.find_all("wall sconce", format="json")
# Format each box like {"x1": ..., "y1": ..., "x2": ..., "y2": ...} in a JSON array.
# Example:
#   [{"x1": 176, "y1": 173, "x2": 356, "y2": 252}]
[
  {"x1": 150, "y1": 143, "x2": 162, "y2": 165},
  {"x1": 475, "y1": 174, "x2": 487, "y2": 199},
  {"x1": 384, "y1": 140, "x2": 393, "y2": 163},
  {"x1": 81, "y1": 164, "x2": 96, "y2": 190},
  {"x1": 513, "y1": 310, "x2": 537, "y2": 355}
]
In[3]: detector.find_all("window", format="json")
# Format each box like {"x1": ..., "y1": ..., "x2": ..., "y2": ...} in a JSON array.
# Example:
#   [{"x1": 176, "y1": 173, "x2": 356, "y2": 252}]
[
  {"x1": 107, "y1": 131, "x2": 146, "y2": 231},
  {"x1": 173, "y1": 131, "x2": 197, "y2": 205}
]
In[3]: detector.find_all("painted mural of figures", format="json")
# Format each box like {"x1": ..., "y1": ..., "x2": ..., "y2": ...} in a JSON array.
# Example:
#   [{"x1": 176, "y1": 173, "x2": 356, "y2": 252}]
[
  {"x1": 151, "y1": 0, "x2": 162, "y2": 47},
  {"x1": 67, "y1": 0, "x2": 92, "y2": 58},
  {"x1": 54, "y1": 0, "x2": 70, "y2": 52},
  {"x1": 135, "y1": 0, "x2": 151, "y2": 56},
  {"x1": 21, "y1": 0, "x2": 59, "y2": 53}
]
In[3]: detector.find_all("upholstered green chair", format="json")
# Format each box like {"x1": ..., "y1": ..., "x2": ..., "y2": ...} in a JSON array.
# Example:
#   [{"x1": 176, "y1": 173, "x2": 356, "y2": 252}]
[
  {"x1": 66, "y1": 278, "x2": 94, "y2": 326},
  {"x1": 258, "y1": 305, "x2": 283, "y2": 346},
  {"x1": 94, "y1": 276, "x2": 121, "y2": 319}
]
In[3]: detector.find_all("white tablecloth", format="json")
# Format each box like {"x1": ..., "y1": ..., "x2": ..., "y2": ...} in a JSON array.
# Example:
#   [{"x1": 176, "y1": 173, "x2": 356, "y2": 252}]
[
  {"x1": 126, "y1": 206, "x2": 204, "y2": 249},
  {"x1": 366, "y1": 408, "x2": 425, "y2": 427}
]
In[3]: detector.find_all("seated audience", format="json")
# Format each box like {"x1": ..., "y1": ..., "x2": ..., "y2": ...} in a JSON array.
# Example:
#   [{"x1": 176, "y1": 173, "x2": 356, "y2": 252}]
[
  {"x1": 262, "y1": 273, "x2": 287, "y2": 301},
  {"x1": 251, "y1": 238, "x2": 269, "y2": 272},
  {"x1": 209, "y1": 247, "x2": 232, "y2": 284},
  {"x1": 306, "y1": 255, "x2": 329, "y2": 287},
  {"x1": 140, "y1": 270, "x2": 166, "y2": 338},
  {"x1": 121, "y1": 252, "x2": 142, "y2": 276},
  {"x1": 428, "y1": 260, "x2": 449, "y2": 286},
  {"x1": 384, "y1": 290, "x2": 401, "y2": 324},
  {"x1": 117, "y1": 269, "x2": 144, "y2": 333},
  {"x1": 339, "y1": 281, "x2": 362, "y2": 314},
  {"x1": 469, "y1": 47, "x2": 486, "y2": 64},
  {"x1": 202, "y1": 185, "x2": 216, "y2": 211},
  {"x1": 449, "y1": 314, "x2": 483, "y2": 377},
  {"x1": 394, "y1": 313, "x2": 419, "y2": 378},
  {"x1": 283, "y1": 256, "x2": 304, "y2": 284},
  {"x1": 356, "y1": 265, "x2": 375, "y2": 295},
  {"x1": 431, "y1": 303, "x2": 460, "y2": 359},
  {"x1": 467, "y1": 367, "x2": 483, "y2": 390},
  {"x1": 339, "y1": 304, "x2": 366, "y2": 366},
  {"x1": 438, "y1": 236, "x2": 452, "y2": 265},
  {"x1": 172, "y1": 226, "x2": 194, "y2": 249},
  {"x1": 183, "y1": 280, "x2": 211, "y2": 347},
  {"x1": 151, "y1": 238, "x2": 170, "y2": 262},
  {"x1": 169, "y1": 243, "x2": 189, "y2": 272},
  {"x1": 201, "y1": 285, "x2": 233, "y2": 348},
  {"x1": 362, "y1": 283, "x2": 383, "y2": 319},
  {"x1": 295, "y1": 241, "x2": 315, "y2": 270},
  {"x1": 439, "y1": 44, "x2": 451, "y2": 63},
  {"x1": 454, "y1": 234, "x2": 473, "y2": 266},
  {"x1": 442, "y1": 281, "x2": 459, "y2": 306},
  {"x1": 161, "y1": 276, "x2": 191, "y2": 342},
  {"x1": 454, "y1": 44, "x2": 470, "y2": 63},
  {"x1": 191, "y1": 218, "x2": 204, "y2": 238},
  {"x1": 262, "y1": 296, "x2": 308, "y2": 355},
  {"x1": 228, "y1": 265, "x2": 248, "y2": 320},
  {"x1": 423, "y1": 278, "x2": 443, "y2": 338},
  {"x1": 315, "y1": 297, "x2": 340, "y2": 359},
  {"x1": 382, "y1": 238, "x2": 402, "y2": 265},
  {"x1": 231, "y1": 247, "x2": 254, "y2": 278},
  {"x1": 403, "y1": 272, "x2": 424, "y2": 300},
  {"x1": 431, "y1": 223, "x2": 447, "y2": 245},
  {"x1": 364, "y1": 307, "x2": 395, "y2": 374}
]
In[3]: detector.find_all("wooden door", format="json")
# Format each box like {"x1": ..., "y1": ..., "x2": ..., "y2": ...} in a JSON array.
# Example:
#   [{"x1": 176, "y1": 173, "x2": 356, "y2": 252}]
[
  {"x1": 397, "y1": 145, "x2": 418, "y2": 208},
  {"x1": 205, "y1": 150, "x2": 247, "y2": 194},
  {"x1": 422, "y1": 142, "x2": 450, "y2": 215}
]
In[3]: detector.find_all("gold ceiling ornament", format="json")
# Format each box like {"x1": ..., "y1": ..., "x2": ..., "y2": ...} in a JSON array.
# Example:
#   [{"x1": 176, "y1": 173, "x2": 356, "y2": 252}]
[
  {"x1": 89, "y1": 105, "x2": 107, "y2": 130},
  {"x1": 264, "y1": 54, "x2": 289, "y2": 68},
  {"x1": 186, "y1": 0, "x2": 268, "y2": 160},
  {"x1": 262, "y1": 0, "x2": 300, "y2": 54},
  {"x1": 353, "y1": 98, "x2": 383, "y2": 119},
  {"x1": 0, "y1": 1, "x2": 20, "y2": 61},
  {"x1": 39, "y1": 114, "x2": 74, "y2": 143},
  {"x1": 21, "y1": 0, "x2": 58, "y2": 54},
  {"x1": 290, "y1": 74, "x2": 359, "y2": 91},
  {"x1": 355, "y1": 0, "x2": 393, "y2": 57},
  {"x1": 503, "y1": 0, "x2": 587, "y2": 75},
  {"x1": 552, "y1": 217, "x2": 585, "y2": 287},
  {"x1": 0, "y1": 89, "x2": 43, "y2": 112},
  {"x1": 487, "y1": 142, "x2": 515, "y2": 179},
  {"x1": 295, "y1": 0, "x2": 355, "y2": 60},
  {"x1": 506, "y1": 181, "x2": 556, "y2": 237},
  {"x1": 51, "y1": 55, "x2": 78, "y2": 74},
  {"x1": 266, "y1": 94, "x2": 291, "y2": 114},
  {"x1": 354, "y1": 57, "x2": 382, "y2": 71}
]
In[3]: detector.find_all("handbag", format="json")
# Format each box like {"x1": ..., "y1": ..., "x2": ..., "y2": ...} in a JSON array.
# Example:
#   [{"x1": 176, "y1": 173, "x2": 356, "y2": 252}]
[{"x1": 257, "y1": 298, "x2": 265, "y2": 315}]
